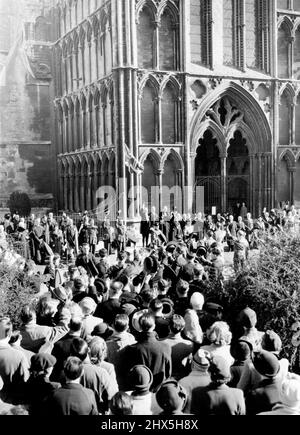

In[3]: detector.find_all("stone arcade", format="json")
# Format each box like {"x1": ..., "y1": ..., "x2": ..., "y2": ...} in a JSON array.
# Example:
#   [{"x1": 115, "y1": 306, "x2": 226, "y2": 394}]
[{"x1": 2, "y1": 0, "x2": 300, "y2": 218}]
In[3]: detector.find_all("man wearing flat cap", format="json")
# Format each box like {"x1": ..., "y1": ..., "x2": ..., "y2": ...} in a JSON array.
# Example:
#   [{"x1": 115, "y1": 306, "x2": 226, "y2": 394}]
[
  {"x1": 245, "y1": 350, "x2": 282, "y2": 415},
  {"x1": 26, "y1": 353, "x2": 60, "y2": 415}
]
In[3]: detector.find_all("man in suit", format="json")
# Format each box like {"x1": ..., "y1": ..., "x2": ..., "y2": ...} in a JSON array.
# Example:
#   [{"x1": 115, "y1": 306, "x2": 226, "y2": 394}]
[
  {"x1": 43, "y1": 357, "x2": 98, "y2": 415},
  {"x1": 0, "y1": 317, "x2": 29, "y2": 404},
  {"x1": 20, "y1": 306, "x2": 70, "y2": 354},
  {"x1": 75, "y1": 243, "x2": 98, "y2": 277},
  {"x1": 117, "y1": 313, "x2": 171, "y2": 393},
  {"x1": 192, "y1": 355, "x2": 246, "y2": 415},
  {"x1": 245, "y1": 350, "x2": 281, "y2": 415}
]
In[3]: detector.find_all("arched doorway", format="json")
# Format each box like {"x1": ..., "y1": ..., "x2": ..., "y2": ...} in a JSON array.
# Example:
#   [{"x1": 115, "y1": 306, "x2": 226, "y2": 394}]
[
  {"x1": 195, "y1": 130, "x2": 221, "y2": 214},
  {"x1": 142, "y1": 154, "x2": 158, "y2": 211},
  {"x1": 190, "y1": 85, "x2": 273, "y2": 216},
  {"x1": 227, "y1": 131, "x2": 250, "y2": 213}
]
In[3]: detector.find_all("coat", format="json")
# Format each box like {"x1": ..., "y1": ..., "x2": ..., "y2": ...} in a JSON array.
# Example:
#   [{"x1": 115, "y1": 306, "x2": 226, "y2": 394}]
[
  {"x1": 118, "y1": 332, "x2": 172, "y2": 393},
  {"x1": 192, "y1": 383, "x2": 246, "y2": 415},
  {"x1": 0, "y1": 344, "x2": 29, "y2": 404},
  {"x1": 20, "y1": 317, "x2": 69, "y2": 353},
  {"x1": 75, "y1": 253, "x2": 99, "y2": 277},
  {"x1": 246, "y1": 378, "x2": 282, "y2": 415},
  {"x1": 43, "y1": 383, "x2": 98, "y2": 415}
]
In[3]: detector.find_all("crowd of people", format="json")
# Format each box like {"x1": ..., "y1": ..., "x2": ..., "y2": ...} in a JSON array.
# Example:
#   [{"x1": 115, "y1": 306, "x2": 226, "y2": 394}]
[{"x1": 0, "y1": 202, "x2": 300, "y2": 416}]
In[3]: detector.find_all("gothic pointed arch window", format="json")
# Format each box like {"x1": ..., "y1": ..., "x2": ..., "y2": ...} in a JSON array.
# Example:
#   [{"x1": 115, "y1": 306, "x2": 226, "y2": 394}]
[
  {"x1": 137, "y1": 6, "x2": 155, "y2": 69},
  {"x1": 278, "y1": 22, "x2": 290, "y2": 78},
  {"x1": 294, "y1": 25, "x2": 300, "y2": 79},
  {"x1": 190, "y1": 0, "x2": 212, "y2": 67},
  {"x1": 245, "y1": 0, "x2": 269, "y2": 71},
  {"x1": 279, "y1": 90, "x2": 292, "y2": 145},
  {"x1": 159, "y1": 6, "x2": 178, "y2": 71},
  {"x1": 162, "y1": 83, "x2": 176, "y2": 144},
  {"x1": 223, "y1": 0, "x2": 235, "y2": 67},
  {"x1": 223, "y1": 0, "x2": 270, "y2": 72},
  {"x1": 141, "y1": 82, "x2": 156, "y2": 144}
]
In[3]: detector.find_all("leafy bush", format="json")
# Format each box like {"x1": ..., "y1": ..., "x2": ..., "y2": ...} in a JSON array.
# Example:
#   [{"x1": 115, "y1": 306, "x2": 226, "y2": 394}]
[
  {"x1": 8, "y1": 191, "x2": 31, "y2": 217},
  {"x1": 0, "y1": 265, "x2": 40, "y2": 329},
  {"x1": 204, "y1": 232, "x2": 300, "y2": 370}
]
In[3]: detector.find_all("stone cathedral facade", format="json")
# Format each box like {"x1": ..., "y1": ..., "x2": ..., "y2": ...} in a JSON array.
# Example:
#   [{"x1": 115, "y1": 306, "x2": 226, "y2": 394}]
[{"x1": 6, "y1": 0, "x2": 300, "y2": 219}]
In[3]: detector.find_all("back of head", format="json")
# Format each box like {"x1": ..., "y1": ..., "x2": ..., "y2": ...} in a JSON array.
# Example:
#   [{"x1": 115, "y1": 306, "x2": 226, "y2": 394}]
[
  {"x1": 209, "y1": 356, "x2": 231, "y2": 385},
  {"x1": 20, "y1": 306, "x2": 36, "y2": 325},
  {"x1": 89, "y1": 337, "x2": 107, "y2": 364},
  {"x1": 79, "y1": 297, "x2": 97, "y2": 316},
  {"x1": 252, "y1": 350, "x2": 280, "y2": 378},
  {"x1": 139, "y1": 313, "x2": 155, "y2": 332},
  {"x1": 70, "y1": 338, "x2": 89, "y2": 361},
  {"x1": 156, "y1": 380, "x2": 187, "y2": 414},
  {"x1": 180, "y1": 264, "x2": 195, "y2": 283},
  {"x1": 230, "y1": 340, "x2": 252, "y2": 362},
  {"x1": 110, "y1": 392, "x2": 133, "y2": 416},
  {"x1": 69, "y1": 317, "x2": 83, "y2": 334},
  {"x1": 149, "y1": 298, "x2": 163, "y2": 314},
  {"x1": 190, "y1": 292, "x2": 205, "y2": 311},
  {"x1": 129, "y1": 365, "x2": 153, "y2": 394},
  {"x1": 114, "y1": 314, "x2": 129, "y2": 333},
  {"x1": 169, "y1": 314, "x2": 185, "y2": 335},
  {"x1": 207, "y1": 321, "x2": 232, "y2": 346},
  {"x1": 0, "y1": 317, "x2": 13, "y2": 340},
  {"x1": 237, "y1": 307, "x2": 257, "y2": 329},
  {"x1": 140, "y1": 288, "x2": 155, "y2": 306},
  {"x1": 64, "y1": 356, "x2": 84, "y2": 381},
  {"x1": 261, "y1": 330, "x2": 282, "y2": 354}
]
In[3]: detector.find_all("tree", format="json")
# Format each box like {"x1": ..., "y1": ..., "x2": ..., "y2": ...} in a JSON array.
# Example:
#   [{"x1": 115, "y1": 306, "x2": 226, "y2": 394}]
[
  {"x1": 204, "y1": 232, "x2": 300, "y2": 371},
  {"x1": 8, "y1": 191, "x2": 31, "y2": 217}
]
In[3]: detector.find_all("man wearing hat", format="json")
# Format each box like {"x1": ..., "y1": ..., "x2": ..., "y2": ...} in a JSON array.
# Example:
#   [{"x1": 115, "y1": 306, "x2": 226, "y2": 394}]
[
  {"x1": 245, "y1": 350, "x2": 282, "y2": 415},
  {"x1": 258, "y1": 374, "x2": 300, "y2": 415},
  {"x1": 91, "y1": 323, "x2": 114, "y2": 341},
  {"x1": 237, "y1": 307, "x2": 264, "y2": 352},
  {"x1": 192, "y1": 356, "x2": 246, "y2": 415},
  {"x1": 156, "y1": 379, "x2": 187, "y2": 415},
  {"x1": 126, "y1": 365, "x2": 161, "y2": 415},
  {"x1": 118, "y1": 313, "x2": 172, "y2": 393},
  {"x1": 179, "y1": 349, "x2": 211, "y2": 414},
  {"x1": 26, "y1": 353, "x2": 60, "y2": 414}
]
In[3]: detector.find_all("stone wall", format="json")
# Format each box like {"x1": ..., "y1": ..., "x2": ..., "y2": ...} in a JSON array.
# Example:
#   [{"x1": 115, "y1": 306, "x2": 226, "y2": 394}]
[{"x1": 0, "y1": 0, "x2": 55, "y2": 209}]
